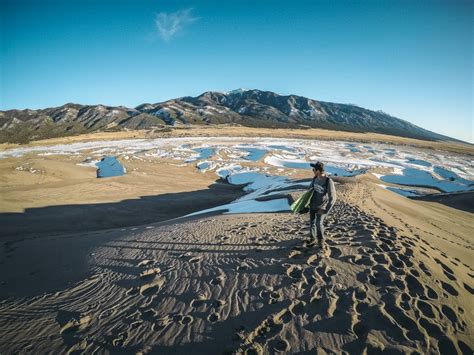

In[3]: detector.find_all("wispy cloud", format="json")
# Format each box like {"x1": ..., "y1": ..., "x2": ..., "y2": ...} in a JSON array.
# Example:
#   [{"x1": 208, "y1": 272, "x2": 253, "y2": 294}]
[{"x1": 154, "y1": 8, "x2": 198, "y2": 41}]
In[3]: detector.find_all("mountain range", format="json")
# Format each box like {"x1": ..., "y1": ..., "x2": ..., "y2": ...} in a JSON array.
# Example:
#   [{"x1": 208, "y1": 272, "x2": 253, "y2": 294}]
[{"x1": 0, "y1": 89, "x2": 458, "y2": 143}]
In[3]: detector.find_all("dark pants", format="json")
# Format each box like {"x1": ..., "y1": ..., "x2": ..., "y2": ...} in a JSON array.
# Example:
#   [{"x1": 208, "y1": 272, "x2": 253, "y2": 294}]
[{"x1": 309, "y1": 209, "x2": 325, "y2": 241}]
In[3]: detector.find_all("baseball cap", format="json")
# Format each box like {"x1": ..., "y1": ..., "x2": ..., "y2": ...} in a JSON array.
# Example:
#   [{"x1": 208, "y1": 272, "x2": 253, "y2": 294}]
[{"x1": 310, "y1": 162, "x2": 325, "y2": 171}]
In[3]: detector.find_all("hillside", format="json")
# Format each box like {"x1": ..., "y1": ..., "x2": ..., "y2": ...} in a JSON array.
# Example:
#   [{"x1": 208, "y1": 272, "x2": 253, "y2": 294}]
[{"x1": 0, "y1": 89, "x2": 459, "y2": 143}]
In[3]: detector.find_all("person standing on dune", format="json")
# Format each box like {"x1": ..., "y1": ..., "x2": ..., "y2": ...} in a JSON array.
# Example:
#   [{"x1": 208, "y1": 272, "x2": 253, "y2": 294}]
[{"x1": 308, "y1": 162, "x2": 336, "y2": 246}]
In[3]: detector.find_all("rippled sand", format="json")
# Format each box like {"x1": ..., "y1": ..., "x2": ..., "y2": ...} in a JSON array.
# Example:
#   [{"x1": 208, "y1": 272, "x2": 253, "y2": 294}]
[
  {"x1": 0, "y1": 179, "x2": 472, "y2": 353},
  {"x1": 1, "y1": 130, "x2": 472, "y2": 353}
]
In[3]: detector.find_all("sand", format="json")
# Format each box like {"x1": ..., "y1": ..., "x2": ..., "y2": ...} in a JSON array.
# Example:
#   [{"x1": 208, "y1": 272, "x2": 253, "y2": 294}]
[
  {"x1": 0, "y1": 131, "x2": 473, "y2": 354},
  {"x1": 0, "y1": 153, "x2": 246, "y2": 237},
  {"x1": 0, "y1": 182, "x2": 472, "y2": 353},
  {"x1": 409, "y1": 191, "x2": 474, "y2": 213}
]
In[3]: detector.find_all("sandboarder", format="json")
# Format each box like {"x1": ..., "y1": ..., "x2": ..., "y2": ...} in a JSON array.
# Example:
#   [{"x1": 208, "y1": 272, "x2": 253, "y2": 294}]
[{"x1": 308, "y1": 162, "x2": 336, "y2": 246}]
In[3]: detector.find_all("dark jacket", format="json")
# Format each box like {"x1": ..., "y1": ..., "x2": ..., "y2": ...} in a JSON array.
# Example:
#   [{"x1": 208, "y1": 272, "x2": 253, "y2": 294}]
[{"x1": 308, "y1": 176, "x2": 336, "y2": 213}]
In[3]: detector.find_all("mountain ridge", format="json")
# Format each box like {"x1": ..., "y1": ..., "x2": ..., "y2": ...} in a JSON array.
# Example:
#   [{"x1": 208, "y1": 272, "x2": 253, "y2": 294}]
[{"x1": 0, "y1": 89, "x2": 463, "y2": 144}]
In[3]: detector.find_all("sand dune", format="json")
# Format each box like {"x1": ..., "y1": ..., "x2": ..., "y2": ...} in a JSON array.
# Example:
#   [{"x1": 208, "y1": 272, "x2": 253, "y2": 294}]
[
  {"x1": 0, "y1": 181, "x2": 472, "y2": 353},
  {"x1": 0, "y1": 132, "x2": 472, "y2": 353},
  {"x1": 409, "y1": 191, "x2": 474, "y2": 213}
]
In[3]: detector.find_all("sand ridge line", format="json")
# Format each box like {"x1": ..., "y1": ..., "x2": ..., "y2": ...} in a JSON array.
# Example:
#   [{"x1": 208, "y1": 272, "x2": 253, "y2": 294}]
[{"x1": 235, "y1": 201, "x2": 472, "y2": 354}]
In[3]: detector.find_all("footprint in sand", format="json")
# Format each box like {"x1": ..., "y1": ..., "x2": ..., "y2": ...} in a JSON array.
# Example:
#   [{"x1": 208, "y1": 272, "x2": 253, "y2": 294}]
[
  {"x1": 354, "y1": 287, "x2": 367, "y2": 301},
  {"x1": 440, "y1": 305, "x2": 460, "y2": 327},
  {"x1": 191, "y1": 299, "x2": 206, "y2": 308},
  {"x1": 381, "y1": 294, "x2": 425, "y2": 342},
  {"x1": 354, "y1": 255, "x2": 374, "y2": 266},
  {"x1": 285, "y1": 264, "x2": 303, "y2": 280},
  {"x1": 306, "y1": 254, "x2": 319, "y2": 266},
  {"x1": 237, "y1": 263, "x2": 249, "y2": 271},
  {"x1": 399, "y1": 296, "x2": 411, "y2": 312},
  {"x1": 434, "y1": 258, "x2": 457, "y2": 281},
  {"x1": 259, "y1": 288, "x2": 271, "y2": 299},
  {"x1": 259, "y1": 287, "x2": 281, "y2": 303},
  {"x1": 355, "y1": 300, "x2": 370, "y2": 314},
  {"x1": 425, "y1": 285, "x2": 438, "y2": 299},
  {"x1": 270, "y1": 291, "x2": 281, "y2": 301},
  {"x1": 440, "y1": 281, "x2": 459, "y2": 296},
  {"x1": 316, "y1": 265, "x2": 335, "y2": 282},
  {"x1": 329, "y1": 247, "x2": 342, "y2": 258},
  {"x1": 139, "y1": 276, "x2": 166, "y2": 296},
  {"x1": 463, "y1": 283, "x2": 474, "y2": 294},
  {"x1": 373, "y1": 253, "x2": 389, "y2": 265},
  {"x1": 139, "y1": 268, "x2": 161, "y2": 280},
  {"x1": 418, "y1": 261, "x2": 432, "y2": 277},
  {"x1": 352, "y1": 321, "x2": 369, "y2": 338},
  {"x1": 443, "y1": 272, "x2": 456, "y2": 281},
  {"x1": 268, "y1": 338, "x2": 290, "y2": 352},
  {"x1": 207, "y1": 313, "x2": 220, "y2": 323},
  {"x1": 399, "y1": 254, "x2": 414, "y2": 268},
  {"x1": 416, "y1": 299, "x2": 436, "y2": 319},
  {"x1": 174, "y1": 314, "x2": 193, "y2": 325},
  {"x1": 137, "y1": 259, "x2": 154, "y2": 267},
  {"x1": 59, "y1": 314, "x2": 92, "y2": 334}
]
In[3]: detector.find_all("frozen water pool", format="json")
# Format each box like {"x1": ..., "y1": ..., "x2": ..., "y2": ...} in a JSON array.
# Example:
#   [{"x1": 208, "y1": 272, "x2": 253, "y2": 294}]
[
  {"x1": 238, "y1": 147, "x2": 267, "y2": 161},
  {"x1": 96, "y1": 156, "x2": 125, "y2": 178}
]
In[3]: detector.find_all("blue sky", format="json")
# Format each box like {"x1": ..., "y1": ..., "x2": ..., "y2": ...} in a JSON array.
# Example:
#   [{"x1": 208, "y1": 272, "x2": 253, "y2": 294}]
[{"x1": 1, "y1": 0, "x2": 472, "y2": 142}]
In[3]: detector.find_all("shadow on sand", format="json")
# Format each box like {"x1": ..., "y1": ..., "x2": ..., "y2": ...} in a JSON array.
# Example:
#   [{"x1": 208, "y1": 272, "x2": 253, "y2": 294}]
[
  {"x1": 409, "y1": 190, "x2": 474, "y2": 213},
  {"x1": 0, "y1": 179, "x2": 245, "y2": 239},
  {"x1": 0, "y1": 179, "x2": 247, "y2": 299}
]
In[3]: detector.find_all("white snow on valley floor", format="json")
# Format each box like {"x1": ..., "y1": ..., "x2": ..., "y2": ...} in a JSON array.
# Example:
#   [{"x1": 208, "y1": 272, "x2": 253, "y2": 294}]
[{"x1": 1, "y1": 136, "x2": 473, "y2": 211}]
